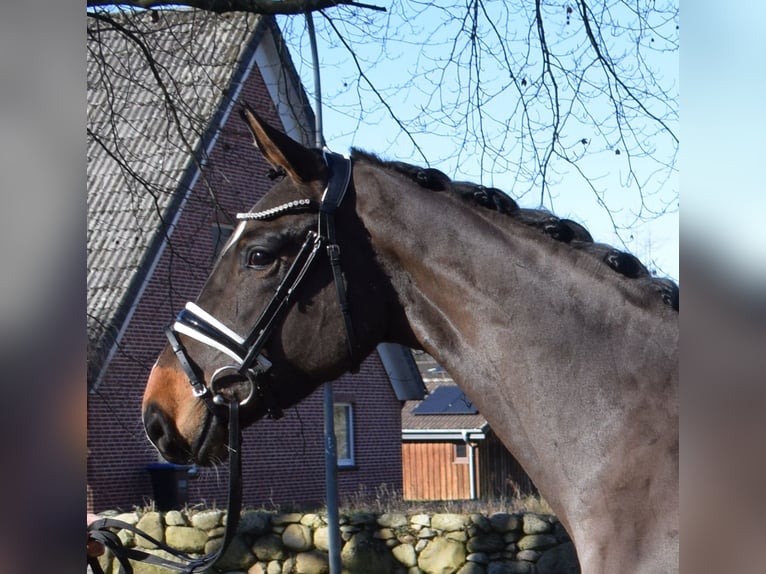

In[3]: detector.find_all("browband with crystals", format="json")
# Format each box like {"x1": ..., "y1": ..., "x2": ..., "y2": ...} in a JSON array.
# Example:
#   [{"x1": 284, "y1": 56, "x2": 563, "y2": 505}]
[{"x1": 236, "y1": 198, "x2": 319, "y2": 221}]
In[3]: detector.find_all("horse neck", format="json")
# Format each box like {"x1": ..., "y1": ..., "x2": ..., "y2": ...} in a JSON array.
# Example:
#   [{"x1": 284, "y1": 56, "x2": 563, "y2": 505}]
[
  {"x1": 355, "y1": 169, "x2": 673, "y2": 366},
  {"x1": 354, "y1": 165, "x2": 678, "y2": 544}
]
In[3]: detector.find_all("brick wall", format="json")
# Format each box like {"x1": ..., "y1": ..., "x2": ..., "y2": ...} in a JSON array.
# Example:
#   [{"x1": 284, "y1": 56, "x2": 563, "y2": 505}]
[{"x1": 87, "y1": 45, "x2": 403, "y2": 513}]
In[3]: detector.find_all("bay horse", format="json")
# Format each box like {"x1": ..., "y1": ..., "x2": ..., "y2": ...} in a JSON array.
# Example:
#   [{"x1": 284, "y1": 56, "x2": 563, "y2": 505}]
[{"x1": 142, "y1": 105, "x2": 678, "y2": 573}]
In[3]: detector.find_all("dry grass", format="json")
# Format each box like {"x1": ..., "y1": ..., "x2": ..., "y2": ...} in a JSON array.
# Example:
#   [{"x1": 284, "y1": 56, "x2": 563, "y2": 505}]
[
  {"x1": 124, "y1": 483, "x2": 554, "y2": 519},
  {"x1": 336, "y1": 483, "x2": 554, "y2": 517}
]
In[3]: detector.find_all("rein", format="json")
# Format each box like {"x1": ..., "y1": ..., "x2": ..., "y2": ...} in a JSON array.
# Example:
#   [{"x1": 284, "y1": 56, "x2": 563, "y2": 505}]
[
  {"x1": 88, "y1": 151, "x2": 355, "y2": 573},
  {"x1": 87, "y1": 401, "x2": 242, "y2": 574}
]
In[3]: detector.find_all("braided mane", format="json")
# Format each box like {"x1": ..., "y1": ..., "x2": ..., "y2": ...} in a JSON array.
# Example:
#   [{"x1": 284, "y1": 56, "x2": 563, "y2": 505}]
[{"x1": 350, "y1": 149, "x2": 678, "y2": 311}]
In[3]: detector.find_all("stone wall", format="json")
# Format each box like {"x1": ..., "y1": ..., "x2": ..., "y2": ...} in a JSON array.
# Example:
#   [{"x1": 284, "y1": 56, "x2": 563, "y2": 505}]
[{"x1": 91, "y1": 508, "x2": 579, "y2": 574}]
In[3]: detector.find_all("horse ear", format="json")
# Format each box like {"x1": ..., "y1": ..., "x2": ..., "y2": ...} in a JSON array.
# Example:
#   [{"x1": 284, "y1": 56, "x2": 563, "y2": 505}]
[{"x1": 239, "y1": 103, "x2": 326, "y2": 184}]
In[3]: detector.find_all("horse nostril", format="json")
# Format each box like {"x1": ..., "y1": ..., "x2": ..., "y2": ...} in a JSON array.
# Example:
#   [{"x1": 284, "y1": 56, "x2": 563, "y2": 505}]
[
  {"x1": 143, "y1": 401, "x2": 166, "y2": 445},
  {"x1": 143, "y1": 402, "x2": 190, "y2": 463}
]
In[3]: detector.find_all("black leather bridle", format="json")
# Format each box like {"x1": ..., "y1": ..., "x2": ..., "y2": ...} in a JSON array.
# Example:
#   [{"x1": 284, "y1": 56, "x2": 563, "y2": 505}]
[
  {"x1": 87, "y1": 151, "x2": 357, "y2": 574},
  {"x1": 166, "y1": 150, "x2": 357, "y2": 418}
]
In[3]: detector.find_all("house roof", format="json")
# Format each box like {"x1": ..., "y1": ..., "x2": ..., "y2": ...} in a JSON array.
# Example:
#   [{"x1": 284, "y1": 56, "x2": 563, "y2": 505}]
[
  {"x1": 402, "y1": 350, "x2": 488, "y2": 438},
  {"x1": 87, "y1": 10, "x2": 271, "y2": 379}
]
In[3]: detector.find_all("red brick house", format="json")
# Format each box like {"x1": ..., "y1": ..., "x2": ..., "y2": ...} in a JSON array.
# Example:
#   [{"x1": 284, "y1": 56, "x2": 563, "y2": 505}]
[
  {"x1": 87, "y1": 9, "x2": 424, "y2": 513},
  {"x1": 402, "y1": 350, "x2": 536, "y2": 501}
]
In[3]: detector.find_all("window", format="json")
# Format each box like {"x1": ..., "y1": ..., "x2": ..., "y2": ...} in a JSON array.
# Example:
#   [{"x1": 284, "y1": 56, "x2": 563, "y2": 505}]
[
  {"x1": 454, "y1": 442, "x2": 469, "y2": 464},
  {"x1": 334, "y1": 402, "x2": 355, "y2": 468}
]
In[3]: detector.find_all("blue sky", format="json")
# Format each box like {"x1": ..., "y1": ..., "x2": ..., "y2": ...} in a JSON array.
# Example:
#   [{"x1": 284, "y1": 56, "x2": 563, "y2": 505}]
[{"x1": 277, "y1": 3, "x2": 680, "y2": 281}]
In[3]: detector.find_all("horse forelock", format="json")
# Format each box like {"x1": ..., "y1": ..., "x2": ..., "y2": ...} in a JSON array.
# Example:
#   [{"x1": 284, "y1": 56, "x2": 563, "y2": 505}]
[{"x1": 350, "y1": 149, "x2": 678, "y2": 311}]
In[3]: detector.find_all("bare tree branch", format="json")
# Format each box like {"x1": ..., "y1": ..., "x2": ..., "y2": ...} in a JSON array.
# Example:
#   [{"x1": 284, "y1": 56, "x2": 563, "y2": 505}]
[
  {"x1": 319, "y1": 9, "x2": 429, "y2": 164},
  {"x1": 87, "y1": 1, "x2": 678, "y2": 281},
  {"x1": 577, "y1": 0, "x2": 678, "y2": 144},
  {"x1": 87, "y1": 0, "x2": 385, "y2": 15},
  {"x1": 533, "y1": 0, "x2": 560, "y2": 206}
]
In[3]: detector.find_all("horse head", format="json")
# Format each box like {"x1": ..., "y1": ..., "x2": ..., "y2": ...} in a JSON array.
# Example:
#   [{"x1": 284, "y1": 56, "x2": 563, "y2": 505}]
[{"x1": 142, "y1": 105, "x2": 393, "y2": 465}]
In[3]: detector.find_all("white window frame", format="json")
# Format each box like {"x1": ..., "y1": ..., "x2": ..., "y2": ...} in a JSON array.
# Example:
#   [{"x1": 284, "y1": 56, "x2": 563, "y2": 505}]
[
  {"x1": 454, "y1": 442, "x2": 469, "y2": 464},
  {"x1": 334, "y1": 402, "x2": 355, "y2": 468}
]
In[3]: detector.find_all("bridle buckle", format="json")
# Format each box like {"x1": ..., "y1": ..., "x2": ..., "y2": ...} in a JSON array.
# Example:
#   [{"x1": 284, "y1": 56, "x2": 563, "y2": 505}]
[{"x1": 327, "y1": 243, "x2": 341, "y2": 260}]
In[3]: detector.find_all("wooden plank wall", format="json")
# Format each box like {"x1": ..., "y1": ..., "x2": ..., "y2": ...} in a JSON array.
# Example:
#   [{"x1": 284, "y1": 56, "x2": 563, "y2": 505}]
[
  {"x1": 478, "y1": 432, "x2": 537, "y2": 498},
  {"x1": 402, "y1": 442, "x2": 474, "y2": 500}
]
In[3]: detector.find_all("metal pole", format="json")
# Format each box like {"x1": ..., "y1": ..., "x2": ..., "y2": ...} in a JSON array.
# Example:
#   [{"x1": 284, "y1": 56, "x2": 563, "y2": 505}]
[
  {"x1": 305, "y1": 11, "x2": 325, "y2": 150},
  {"x1": 305, "y1": 11, "x2": 340, "y2": 574},
  {"x1": 323, "y1": 382, "x2": 341, "y2": 574}
]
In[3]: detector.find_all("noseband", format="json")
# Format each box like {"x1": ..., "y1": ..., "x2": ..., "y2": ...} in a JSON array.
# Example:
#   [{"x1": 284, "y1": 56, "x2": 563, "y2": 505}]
[{"x1": 165, "y1": 150, "x2": 356, "y2": 417}]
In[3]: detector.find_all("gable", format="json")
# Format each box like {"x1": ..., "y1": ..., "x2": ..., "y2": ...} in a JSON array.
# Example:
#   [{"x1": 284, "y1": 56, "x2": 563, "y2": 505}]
[{"x1": 87, "y1": 10, "x2": 266, "y2": 382}]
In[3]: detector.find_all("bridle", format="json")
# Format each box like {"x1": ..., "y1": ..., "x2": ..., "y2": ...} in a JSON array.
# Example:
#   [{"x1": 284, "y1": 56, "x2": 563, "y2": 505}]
[
  {"x1": 166, "y1": 149, "x2": 357, "y2": 417},
  {"x1": 87, "y1": 151, "x2": 356, "y2": 574}
]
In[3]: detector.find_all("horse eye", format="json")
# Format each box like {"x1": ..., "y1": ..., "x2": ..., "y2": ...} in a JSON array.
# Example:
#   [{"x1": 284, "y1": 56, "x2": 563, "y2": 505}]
[{"x1": 245, "y1": 248, "x2": 275, "y2": 269}]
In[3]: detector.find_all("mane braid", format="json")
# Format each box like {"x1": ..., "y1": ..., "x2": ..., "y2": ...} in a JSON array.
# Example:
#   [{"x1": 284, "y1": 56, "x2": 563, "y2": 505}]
[{"x1": 350, "y1": 149, "x2": 678, "y2": 311}]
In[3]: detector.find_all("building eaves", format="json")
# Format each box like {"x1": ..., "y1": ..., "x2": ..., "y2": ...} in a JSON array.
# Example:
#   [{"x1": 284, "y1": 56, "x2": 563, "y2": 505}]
[
  {"x1": 376, "y1": 342, "x2": 427, "y2": 401},
  {"x1": 401, "y1": 428, "x2": 488, "y2": 441}
]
